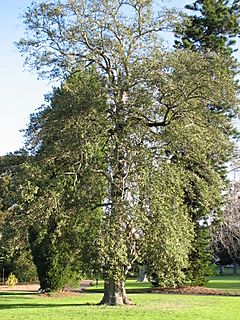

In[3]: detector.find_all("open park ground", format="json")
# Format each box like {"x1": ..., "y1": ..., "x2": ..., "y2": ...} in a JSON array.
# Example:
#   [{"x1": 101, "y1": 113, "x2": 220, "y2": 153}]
[{"x1": 0, "y1": 274, "x2": 240, "y2": 320}]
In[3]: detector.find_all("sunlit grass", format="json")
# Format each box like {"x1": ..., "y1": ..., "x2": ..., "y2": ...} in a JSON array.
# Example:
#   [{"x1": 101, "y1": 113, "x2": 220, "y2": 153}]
[
  {"x1": 1, "y1": 274, "x2": 240, "y2": 320},
  {"x1": 86, "y1": 279, "x2": 151, "y2": 293},
  {"x1": 1, "y1": 291, "x2": 240, "y2": 320},
  {"x1": 207, "y1": 274, "x2": 240, "y2": 291},
  {"x1": 88, "y1": 274, "x2": 240, "y2": 293}
]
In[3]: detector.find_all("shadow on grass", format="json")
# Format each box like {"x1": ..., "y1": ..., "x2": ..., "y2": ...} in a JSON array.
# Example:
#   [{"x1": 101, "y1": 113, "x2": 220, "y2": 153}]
[
  {"x1": 0, "y1": 302, "x2": 98, "y2": 310},
  {"x1": 0, "y1": 292, "x2": 37, "y2": 297}
]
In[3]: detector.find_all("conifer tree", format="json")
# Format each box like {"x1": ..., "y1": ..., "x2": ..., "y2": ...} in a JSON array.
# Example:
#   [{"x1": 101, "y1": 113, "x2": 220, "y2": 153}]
[
  {"x1": 175, "y1": 0, "x2": 240, "y2": 55},
  {"x1": 175, "y1": 0, "x2": 240, "y2": 285}
]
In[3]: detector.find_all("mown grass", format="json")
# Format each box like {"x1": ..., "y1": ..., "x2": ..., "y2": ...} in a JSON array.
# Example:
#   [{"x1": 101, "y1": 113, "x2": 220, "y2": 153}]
[
  {"x1": 87, "y1": 279, "x2": 151, "y2": 293},
  {"x1": 88, "y1": 274, "x2": 240, "y2": 293},
  {"x1": 1, "y1": 292, "x2": 240, "y2": 320},
  {"x1": 207, "y1": 273, "x2": 240, "y2": 291},
  {"x1": 0, "y1": 275, "x2": 240, "y2": 320}
]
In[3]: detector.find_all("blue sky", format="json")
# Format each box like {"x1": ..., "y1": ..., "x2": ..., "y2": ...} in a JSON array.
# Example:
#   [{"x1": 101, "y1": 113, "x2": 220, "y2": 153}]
[
  {"x1": 0, "y1": 0, "x2": 199, "y2": 155},
  {"x1": 0, "y1": 1, "x2": 51, "y2": 155}
]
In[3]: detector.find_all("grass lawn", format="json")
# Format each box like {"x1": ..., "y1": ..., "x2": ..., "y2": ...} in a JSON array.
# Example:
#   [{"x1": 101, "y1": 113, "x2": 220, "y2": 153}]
[
  {"x1": 87, "y1": 279, "x2": 151, "y2": 293},
  {"x1": 1, "y1": 291, "x2": 240, "y2": 320},
  {"x1": 1, "y1": 276, "x2": 240, "y2": 320},
  {"x1": 207, "y1": 273, "x2": 240, "y2": 291}
]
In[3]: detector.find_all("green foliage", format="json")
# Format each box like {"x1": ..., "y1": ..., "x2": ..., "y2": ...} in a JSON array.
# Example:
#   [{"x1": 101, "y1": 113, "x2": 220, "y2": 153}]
[
  {"x1": 174, "y1": 0, "x2": 240, "y2": 286},
  {"x1": 0, "y1": 152, "x2": 39, "y2": 283},
  {"x1": 0, "y1": 71, "x2": 108, "y2": 291},
  {"x1": 28, "y1": 217, "x2": 84, "y2": 291},
  {"x1": 185, "y1": 227, "x2": 214, "y2": 286},
  {"x1": 215, "y1": 245, "x2": 234, "y2": 266},
  {"x1": 140, "y1": 165, "x2": 193, "y2": 287},
  {"x1": 24, "y1": 70, "x2": 108, "y2": 290},
  {"x1": 10, "y1": 250, "x2": 37, "y2": 283},
  {"x1": 29, "y1": 225, "x2": 70, "y2": 291},
  {"x1": 175, "y1": 0, "x2": 240, "y2": 55}
]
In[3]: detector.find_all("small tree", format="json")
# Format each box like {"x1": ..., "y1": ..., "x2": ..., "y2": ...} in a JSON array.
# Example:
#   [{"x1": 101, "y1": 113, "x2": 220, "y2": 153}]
[{"x1": 6, "y1": 273, "x2": 18, "y2": 287}]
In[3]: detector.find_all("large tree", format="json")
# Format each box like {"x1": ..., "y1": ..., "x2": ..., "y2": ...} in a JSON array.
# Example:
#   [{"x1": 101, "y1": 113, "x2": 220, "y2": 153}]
[{"x1": 15, "y1": 0, "x2": 239, "y2": 304}]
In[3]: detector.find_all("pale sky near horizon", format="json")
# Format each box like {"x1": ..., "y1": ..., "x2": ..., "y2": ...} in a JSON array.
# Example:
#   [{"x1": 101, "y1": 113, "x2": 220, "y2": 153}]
[{"x1": 0, "y1": 0, "x2": 226, "y2": 156}]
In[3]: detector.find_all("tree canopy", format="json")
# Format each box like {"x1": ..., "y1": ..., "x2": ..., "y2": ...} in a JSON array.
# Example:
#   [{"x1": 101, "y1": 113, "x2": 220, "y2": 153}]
[{"x1": 175, "y1": 0, "x2": 240, "y2": 54}]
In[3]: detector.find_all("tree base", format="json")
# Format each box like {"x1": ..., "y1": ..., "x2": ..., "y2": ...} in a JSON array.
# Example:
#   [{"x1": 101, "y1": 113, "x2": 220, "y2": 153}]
[{"x1": 99, "y1": 280, "x2": 133, "y2": 305}]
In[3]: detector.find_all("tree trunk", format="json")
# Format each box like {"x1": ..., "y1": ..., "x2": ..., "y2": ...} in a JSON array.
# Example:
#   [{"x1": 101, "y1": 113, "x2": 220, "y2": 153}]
[
  {"x1": 233, "y1": 261, "x2": 238, "y2": 274},
  {"x1": 99, "y1": 280, "x2": 133, "y2": 305},
  {"x1": 137, "y1": 265, "x2": 148, "y2": 282},
  {"x1": 219, "y1": 265, "x2": 224, "y2": 274}
]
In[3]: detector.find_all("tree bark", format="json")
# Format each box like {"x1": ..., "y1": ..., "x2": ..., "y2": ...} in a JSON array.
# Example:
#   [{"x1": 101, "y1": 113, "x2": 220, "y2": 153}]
[
  {"x1": 137, "y1": 265, "x2": 148, "y2": 282},
  {"x1": 219, "y1": 265, "x2": 224, "y2": 274},
  {"x1": 233, "y1": 261, "x2": 238, "y2": 274},
  {"x1": 99, "y1": 280, "x2": 133, "y2": 305}
]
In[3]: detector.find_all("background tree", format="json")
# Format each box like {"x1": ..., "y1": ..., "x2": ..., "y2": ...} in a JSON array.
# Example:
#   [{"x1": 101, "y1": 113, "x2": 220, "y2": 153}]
[
  {"x1": 174, "y1": 0, "x2": 240, "y2": 285},
  {"x1": 175, "y1": 0, "x2": 240, "y2": 54},
  {"x1": 214, "y1": 181, "x2": 240, "y2": 265},
  {"x1": 24, "y1": 70, "x2": 107, "y2": 291},
  {"x1": 14, "y1": 0, "x2": 239, "y2": 304},
  {"x1": 0, "y1": 152, "x2": 38, "y2": 282}
]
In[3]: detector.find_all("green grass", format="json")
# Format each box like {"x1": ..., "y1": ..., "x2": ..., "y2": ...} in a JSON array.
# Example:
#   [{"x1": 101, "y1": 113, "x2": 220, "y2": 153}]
[
  {"x1": 1, "y1": 275, "x2": 240, "y2": 320},
  {"x1": 207, "y1": 273, "x2": 240, "y2": 291},
  {"x1": 87, "y1": 279, "x2": 151, "y2": 293},
  {"x1": 89, "y1": 275, "x2": 240, "y2": 293},
  {"x1": 1, "y1": 291, "x2": 240, "y2": 320}
]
